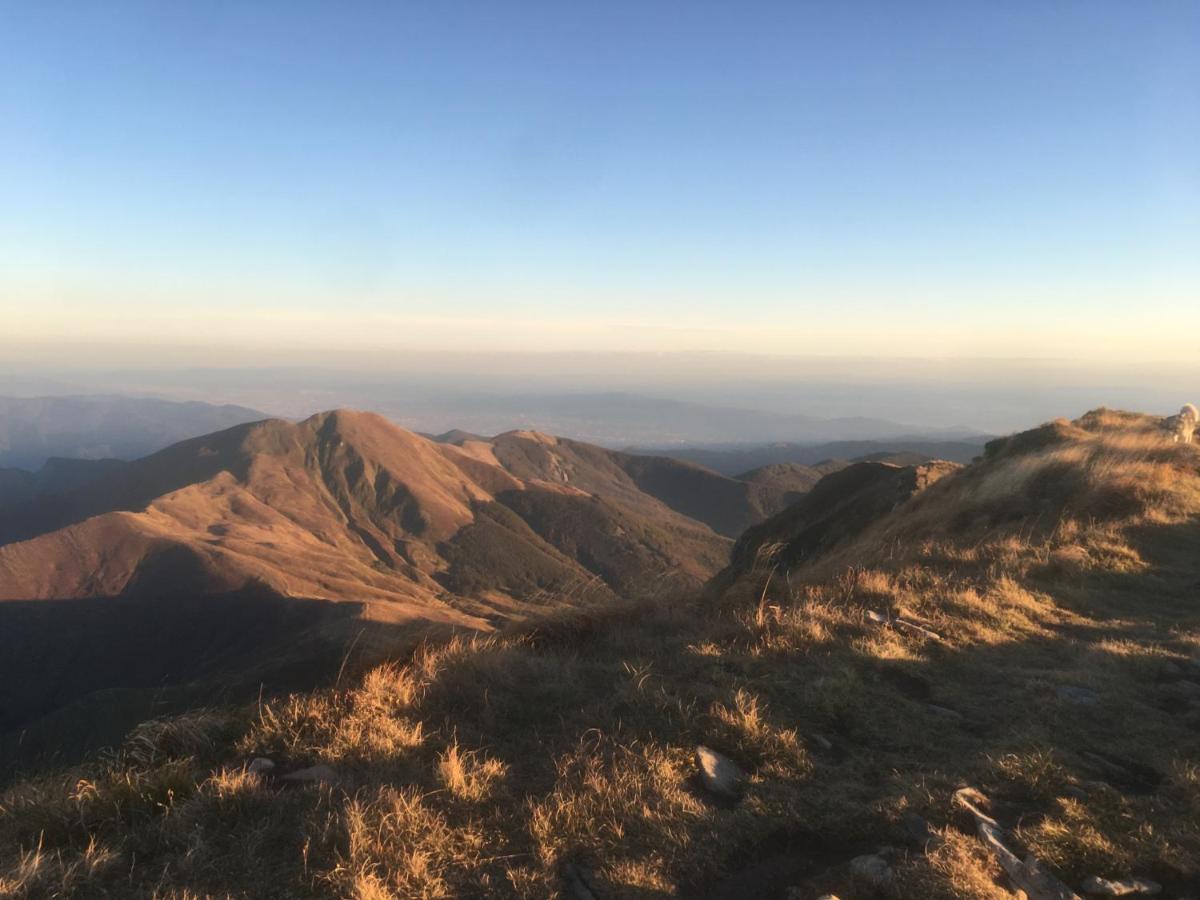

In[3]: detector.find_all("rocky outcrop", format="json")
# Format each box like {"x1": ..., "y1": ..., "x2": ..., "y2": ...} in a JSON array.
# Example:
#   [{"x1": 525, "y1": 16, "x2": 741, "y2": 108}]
[{"x1": 718, "y1": 460, "x2": 960, "y2": 584}]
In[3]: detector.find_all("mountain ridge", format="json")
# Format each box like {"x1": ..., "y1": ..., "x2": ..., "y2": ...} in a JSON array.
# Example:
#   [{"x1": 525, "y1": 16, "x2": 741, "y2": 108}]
[
  {"x1": 0, "y1": 394, "x2": 268, "y2": 471},
  {"x1": 624, "y1": 436, "x2": 989, "y2": 475},
  {"x1": 0, "y1": 409, "x2": 809, "y2": 746}
]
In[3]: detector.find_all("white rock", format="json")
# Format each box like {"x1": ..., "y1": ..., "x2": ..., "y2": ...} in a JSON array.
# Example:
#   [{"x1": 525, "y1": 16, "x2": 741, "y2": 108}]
[
  {"x1": 954, "y1": 787, "x2": 1078, "y2": 900},
  {"x1": 894, "y1": 617, "x2": 943, "y2": 641},
  {"x1": 1081, "y1": 875, "x2": 1162, "y2": 896},
  {"x1": 695, "y1": 745, "x2": 745, "y2": 798}
]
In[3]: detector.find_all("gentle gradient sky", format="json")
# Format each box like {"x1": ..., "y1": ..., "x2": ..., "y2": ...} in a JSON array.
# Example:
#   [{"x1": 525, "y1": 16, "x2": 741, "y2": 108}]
[{"x1": 3, "y1": 1, "x2": 1198, "y2": 363}]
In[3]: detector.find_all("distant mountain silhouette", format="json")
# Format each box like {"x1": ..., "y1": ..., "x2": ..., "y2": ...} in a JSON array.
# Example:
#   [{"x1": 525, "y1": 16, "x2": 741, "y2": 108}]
[
  {"x1": 380, "y1": 391, "x2": 976, "y2": 447},
  {"x1": 0, "y1": 395, "x2": 267, "y2": 470},
  {"x1": 625, "y1": 437, "x2": 988, "y2": 475}
]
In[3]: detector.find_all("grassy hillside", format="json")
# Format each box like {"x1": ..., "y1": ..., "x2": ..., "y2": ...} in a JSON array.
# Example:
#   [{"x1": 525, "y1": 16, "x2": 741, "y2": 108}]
[
  {"x1": 3, "y1": 410, "x2": 1199, "y2": 898},
  {"x1": 0, "y1": 412, "x2": 746, "y2": 756}
]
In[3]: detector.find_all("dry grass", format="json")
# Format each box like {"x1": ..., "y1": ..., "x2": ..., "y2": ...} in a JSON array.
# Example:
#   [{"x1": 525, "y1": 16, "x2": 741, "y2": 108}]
[
  {"x1": 436, "y1": 743, "x2": 508, "y2": 802},
  {"x1": 2, "y1": 409, "x2": 1199, "y2": 897}
]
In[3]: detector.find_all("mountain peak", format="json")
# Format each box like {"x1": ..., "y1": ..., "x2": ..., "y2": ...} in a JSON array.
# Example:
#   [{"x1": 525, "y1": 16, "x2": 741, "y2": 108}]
[{"x1": 496, "y1": 429, "x2": 560, "y2": 446}]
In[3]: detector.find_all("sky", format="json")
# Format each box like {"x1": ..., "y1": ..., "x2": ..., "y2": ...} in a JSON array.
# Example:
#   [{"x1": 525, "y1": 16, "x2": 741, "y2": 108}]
[{"x1": 2, "y1": 1, "x2": 1199, "y2": 366}]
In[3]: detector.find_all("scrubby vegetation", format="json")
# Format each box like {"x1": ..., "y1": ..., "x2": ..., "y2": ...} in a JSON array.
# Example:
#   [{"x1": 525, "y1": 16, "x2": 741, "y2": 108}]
[{"x1": 2, "y1": 410, "x2": 1199, "y2": 898}]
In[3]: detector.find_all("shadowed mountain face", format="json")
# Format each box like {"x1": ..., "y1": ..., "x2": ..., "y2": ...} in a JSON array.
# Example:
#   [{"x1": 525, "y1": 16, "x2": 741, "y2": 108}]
[
  {"x1": 0, "y1": 410, "x2": 820, "y2": 745},
  {"x1": 0, "y1": 395, "x2": 268, "y2": 470},
  {"x1": 626, "y1": 438, "x2": 988, "y2": 475},
  {"x1": 724, "y1": 460, "x2": 962, "y2": 582}
]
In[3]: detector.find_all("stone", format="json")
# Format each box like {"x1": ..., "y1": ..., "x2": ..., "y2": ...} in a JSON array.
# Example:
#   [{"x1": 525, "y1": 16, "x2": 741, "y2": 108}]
[
  {"x1": 695, "y1": 745, "x2": 745, "y2": 799},
  {"x1": 281, "y1": 764, "x2": 339, "y2": 786},
  {"x1": 865, "y1": 609, "x2": 942, "y2": 640},
  {"x1": 894, "y1": 617, "x2": 943, "y2": 641},
  {"x1": 1081, "y1": 875, "x2": 1162, "y2": 896},
  {"x1": 849, "y1": 853, "x2": 893, "y2": 886},
  {"x1": 1057, "y1": 685, "x2": 1100, "y2": 705},
  {"x1": 247, "y1": 757, "x2": 275, "y2": 775},
  {"x1": 954, "y1": 787, "x2": 1079, "y2": 900}
]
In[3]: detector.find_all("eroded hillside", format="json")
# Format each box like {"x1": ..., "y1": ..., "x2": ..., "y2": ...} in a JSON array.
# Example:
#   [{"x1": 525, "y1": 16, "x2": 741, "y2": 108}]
[{"x1": 2, "y1": 410, "x2": 1199, "y2": 898}]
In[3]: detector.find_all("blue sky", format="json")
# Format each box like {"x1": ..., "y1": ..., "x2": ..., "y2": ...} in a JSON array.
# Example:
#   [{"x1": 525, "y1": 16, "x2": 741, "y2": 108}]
[{"x1": 2, "y1": 1, "x2": 1198, "y2": 362}]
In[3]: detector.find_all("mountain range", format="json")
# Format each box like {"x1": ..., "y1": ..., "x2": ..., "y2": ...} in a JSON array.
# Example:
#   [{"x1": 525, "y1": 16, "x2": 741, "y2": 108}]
[
  {"x1": 625, "y1": 437, "x2": 988, "y2": 475},
  {"x1": 382, "y1": 391, "x2": 972, "y2": 447},
  {"x1": 0, "y1": 391, "x2": 988, "y2": 474},
  {"x1": 0, "y1": 410, "x2": 861, "y2": 753},
  {"x1": 0, "y1": 395, "x2": 266, "y2": 470}
]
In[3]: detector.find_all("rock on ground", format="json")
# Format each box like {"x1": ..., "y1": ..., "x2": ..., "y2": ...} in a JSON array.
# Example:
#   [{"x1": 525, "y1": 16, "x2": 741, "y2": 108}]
[
  {"x1": 1081, "y1": 875, "x2": 1162, "y2": 896},
  {"x1": 694, "y1": 745, "x2": 746, "y2": 799}
]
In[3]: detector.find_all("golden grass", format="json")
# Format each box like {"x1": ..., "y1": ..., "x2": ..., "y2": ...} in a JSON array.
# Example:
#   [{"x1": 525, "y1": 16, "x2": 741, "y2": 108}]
[
  {"x1": 2, "y1": 409, "x2": 1199, "y2": 897},
  {"x1": 333, "y1": 785, "x2": 489, "y2": 898},
  {"x1": 436, "y1": 743, "x2": 508, "y2": 803}
]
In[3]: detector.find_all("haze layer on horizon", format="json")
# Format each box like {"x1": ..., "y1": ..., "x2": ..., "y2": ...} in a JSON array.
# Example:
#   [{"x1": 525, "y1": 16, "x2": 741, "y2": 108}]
[
  {"x1": 3, "y1": 353, "x2": 1198, "y2": 437},
  {"x1": 3, "y1": 2, "x2": 1198, "y2": 368}
]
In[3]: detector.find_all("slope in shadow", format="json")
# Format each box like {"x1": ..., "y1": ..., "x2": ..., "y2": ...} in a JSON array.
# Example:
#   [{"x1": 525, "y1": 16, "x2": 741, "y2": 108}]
[{"x1": 0, "y1": 585, "x2": 374, "y2": 773}]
